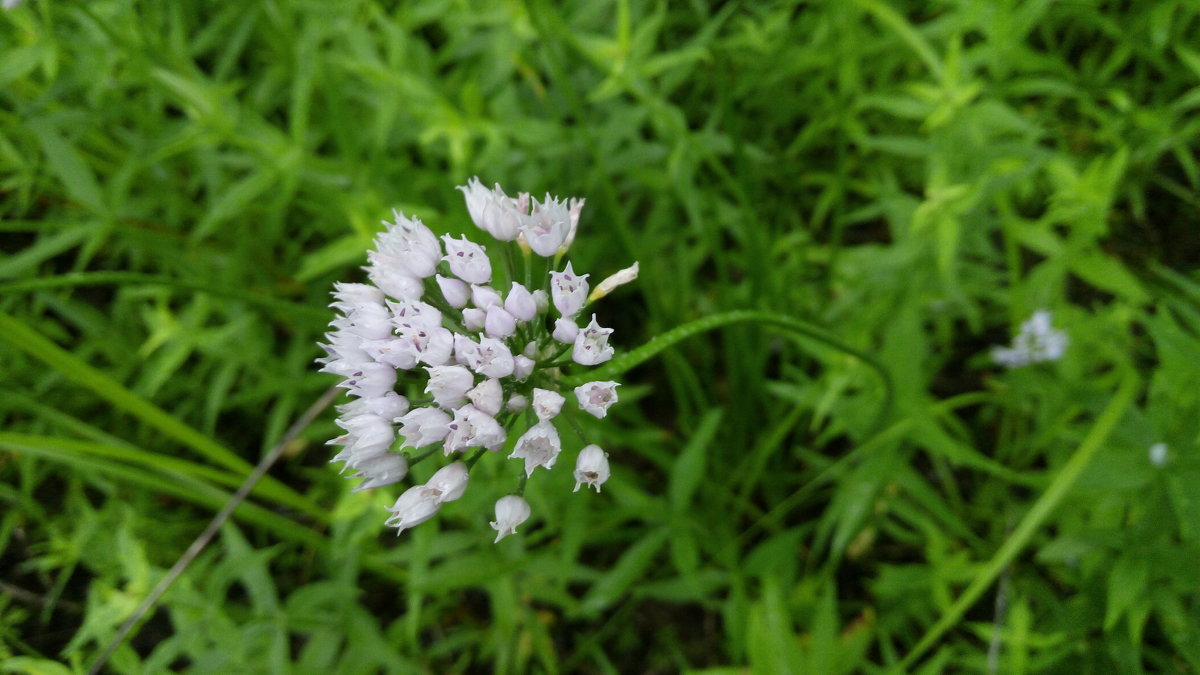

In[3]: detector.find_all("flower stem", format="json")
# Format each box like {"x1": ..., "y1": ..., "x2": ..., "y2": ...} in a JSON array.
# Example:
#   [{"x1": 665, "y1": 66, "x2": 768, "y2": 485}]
[
  {"x1": 465, "y1": 447, "x2": 489, "y2": 469},
  {"x1": 559, "y1": 309, "x2": 896, "y2": 433},
  {"x1": 406, "y1": 445, "x2": 441, "y2": 466}
]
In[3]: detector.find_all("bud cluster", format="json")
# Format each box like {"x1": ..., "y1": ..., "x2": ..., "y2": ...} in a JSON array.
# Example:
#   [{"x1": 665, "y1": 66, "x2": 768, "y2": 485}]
[{"x1": 318, "y1": 178, "x2": 638, "y2": 541}]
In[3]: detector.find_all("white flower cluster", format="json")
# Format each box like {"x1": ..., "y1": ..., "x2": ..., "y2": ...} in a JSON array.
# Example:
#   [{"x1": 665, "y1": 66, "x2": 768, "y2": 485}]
[
  {"x1": 318, "y1": 178, "x2": 638, "y2": 542},
  {"x1": 992, "y1": 310, "x2": 1069, "y2": 369}
]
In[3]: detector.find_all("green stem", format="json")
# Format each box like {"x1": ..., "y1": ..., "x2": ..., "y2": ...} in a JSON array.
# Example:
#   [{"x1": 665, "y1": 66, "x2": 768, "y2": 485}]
[
  {"x1": 560, "y1": 310, "x2": 894, "y2": 432},
  {"x1": 896, "y1": 371, "x2": 1139, "y2": 670}
]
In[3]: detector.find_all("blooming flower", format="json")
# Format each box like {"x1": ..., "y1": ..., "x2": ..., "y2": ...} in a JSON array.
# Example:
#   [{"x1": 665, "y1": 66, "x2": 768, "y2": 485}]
[
  {"x1": 573, "y1": 314, "x2": 615, "y2": 365},
  {"x1": 425, "y1": 461, "x2": 470, "y2": 502},
  {"x1": 385, "y1": 485, "x2": 441, "y2": 534},
  {"x1": 442, "y1": 234, "x2": 492, "y2": 284},
  {"x1": 509, "y1": 421, "x2": 563, "y2": 476},
  {"x1": 550, "y1": 262, "x2": 589, "y2": 317},
  {"x1": 992, "y1": 310, "x2": 1069, "y2": 368},
  {"x1": 574, "y1": 381, "x2": 620, "y2": 418},
  {"x1": 521, "y1": 195, "x2": 574, "y2": 256},
  {"x1": 573, "y1": 445, "x2": 610, "y2": 492},
  {"x1": 349, "y1": 453, "x2": 409, "y2": 492},
  {"x1": 490, "y1": 495, "x2": 532, "y2": 543},
  {"x1": 318, "y1": 180, "x2": 635, "y2": 541},
  {"x1": 533, "y1": 388, "x2": 565, "y2": 421}
]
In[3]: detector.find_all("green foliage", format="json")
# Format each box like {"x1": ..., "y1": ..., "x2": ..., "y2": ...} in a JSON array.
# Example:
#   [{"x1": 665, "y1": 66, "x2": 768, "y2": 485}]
[{"x1": 2, "y1": 0, "x2": 1198, "y2": 672}]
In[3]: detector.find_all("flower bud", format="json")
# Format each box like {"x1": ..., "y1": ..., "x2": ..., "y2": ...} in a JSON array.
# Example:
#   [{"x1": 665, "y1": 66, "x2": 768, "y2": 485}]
[
  {"x1": 504, "y1": 282, "x2": 537, "y2": 321},
  {"x1": 552, "y1": 318, "x2": 578, "y2": 344},
  {"x1": 471, "y1": 284, "x2": 503, "y2": 309},
  {"x1": 506, "y1": 393, "x2": 528, "y2": 412},
  {"x1": 462, "y1": 308, "x2": 485, "y2": 331},
  {"x1": 436, "y1": 274, "x2": 470, "y2": 308},
  {"x1": 531, "y1": 289, "x2": 549, "y2": 314},
  {"x1": 588, "y1": 262, "x2": 639, "y2": 302},
  {"x1": 485, "y1": 305, "x2": 517, "y2": 338},
  {"x1": 512, "y1": 355, "x2": 535, "y2": 381}
]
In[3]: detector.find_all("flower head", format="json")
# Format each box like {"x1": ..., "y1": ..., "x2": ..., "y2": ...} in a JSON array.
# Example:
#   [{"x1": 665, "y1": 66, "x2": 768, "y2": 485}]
[{"x1": 319, "y1": 180, "x2": 634, "y2": 541}]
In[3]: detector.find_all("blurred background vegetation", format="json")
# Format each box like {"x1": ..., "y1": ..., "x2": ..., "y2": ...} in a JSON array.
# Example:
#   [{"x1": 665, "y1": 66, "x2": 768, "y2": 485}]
[{"x1": 2, "y1": 0, "x2": 1199, "y2": 672}]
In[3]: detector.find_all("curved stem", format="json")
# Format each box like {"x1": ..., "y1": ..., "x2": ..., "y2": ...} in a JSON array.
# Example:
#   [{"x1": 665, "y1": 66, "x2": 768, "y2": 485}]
[{"x1": 561, "y1": 310, "x2": 894, "y2": 432}]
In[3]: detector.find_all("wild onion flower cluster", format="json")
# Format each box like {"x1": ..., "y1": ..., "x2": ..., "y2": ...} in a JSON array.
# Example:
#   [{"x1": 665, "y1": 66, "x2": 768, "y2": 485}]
[
  {"x1": 317, "y1": 178, "x2": 637, "y2": 542},
  {"x1": 992, "y1": 310, "x2": 1068, "y2": 369}
]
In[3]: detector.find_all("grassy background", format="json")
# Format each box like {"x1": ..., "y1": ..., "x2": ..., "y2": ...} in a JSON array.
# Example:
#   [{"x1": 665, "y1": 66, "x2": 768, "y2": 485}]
[{"x1": 2, "y1": 0, "x2": 1199, "y2": 672}]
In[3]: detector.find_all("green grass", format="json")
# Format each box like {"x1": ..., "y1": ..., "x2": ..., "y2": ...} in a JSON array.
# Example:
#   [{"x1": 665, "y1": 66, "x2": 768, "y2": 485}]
[{"x1": 3, "y1": 0, "x2": 1200, "y2": 672}]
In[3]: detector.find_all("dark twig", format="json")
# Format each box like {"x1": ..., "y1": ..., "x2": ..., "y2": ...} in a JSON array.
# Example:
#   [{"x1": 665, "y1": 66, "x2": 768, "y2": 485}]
[{"x1": 87, "y1": 386, "x2": 339, "y2": 674}]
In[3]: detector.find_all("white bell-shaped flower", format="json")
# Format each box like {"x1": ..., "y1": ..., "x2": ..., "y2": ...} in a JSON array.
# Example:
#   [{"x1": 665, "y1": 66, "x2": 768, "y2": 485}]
[
  {"x1": 574, "y1": 381, "x2": 620, "y2": 419},
  {"x1": 338, "y1": 362, "x2": 397, "y2": 399},
  {"x1": 573, "y1": 444, "x2": 610, "y2": 493},
  {"x1": 457, "y1": 177, "x2": 527, "y2": 241},
  {"x1": 349, "y1": 452, "x2": 409, "y2": 492},
  {"x1": 367, "y1": 266, "x2": 424, "y2": 301},
  {"x1": 369, "y1": 210, "x2": 443, "y2": 279},
  {"x1": 490, "y1": 495, "x2": 532, "y2": 543},
  {"x1": 442, "y1": 234, "x2": 492, "y2": 284},
  {"x1": 329, "y1": 282, "x2": 384, "y2": 314},
  {"x1": 336, "y1": 392, "x2": 410, "y2": 423},
  {"x1": 396, "y1": 407, "x2": 452, "y2": 448},
  {"x1": 572, "y1": 314, "x2": 614, "y2": 365},
  {"x1": 550, "y1": 262, "x2": 589, "y2": 317},
  {"x1": 444, "y1": 404, "x2": 507, "y2": 454},
  {"x1": 467, "y1": 378, "x2": 504, "y2": 416},
  {"x1": 471, "y1": 337, "x2": 515, "y2": 378},
  {"x1": 424, "y1": 365, "x2": 475, "y2": 408},
  {"x1": 521, "y1": 194, "x2": 573, "y2": 256},
  {"x1": 328, "y1": 413, "x2": 394, "y2": 465},
  {"x1": 509, "y1": 420, "x2": 562, "y2": 476},
  {"x1": 385, "y1": 484, "x2": 441, "y2": 534},
  {"x1": 532, "y1": 388, "x2": 565, "y2": 421},
  {"x1": 425, "y1": 461, "x2": 470, "y2": 502}
]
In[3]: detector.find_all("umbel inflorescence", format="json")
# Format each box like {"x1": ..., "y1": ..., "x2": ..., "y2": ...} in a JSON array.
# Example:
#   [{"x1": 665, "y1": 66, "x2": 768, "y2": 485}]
[{"x1": 317, "y1": 179, "x2": 637, "y2": 542}]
